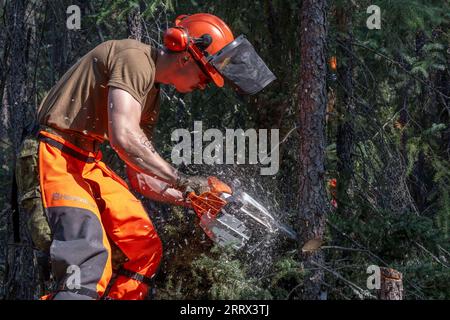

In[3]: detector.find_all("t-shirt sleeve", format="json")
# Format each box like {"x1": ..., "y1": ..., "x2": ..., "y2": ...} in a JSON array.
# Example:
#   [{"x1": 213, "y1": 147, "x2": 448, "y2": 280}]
[{"x1": 108, "y1": 48, "x2": 154, "y2": 107}]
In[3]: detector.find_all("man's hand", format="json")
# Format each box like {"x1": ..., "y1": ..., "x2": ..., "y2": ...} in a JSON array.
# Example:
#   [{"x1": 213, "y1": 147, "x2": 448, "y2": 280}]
[{"x1": 176, "y1": 174, "x2": 210, "y2": 195}]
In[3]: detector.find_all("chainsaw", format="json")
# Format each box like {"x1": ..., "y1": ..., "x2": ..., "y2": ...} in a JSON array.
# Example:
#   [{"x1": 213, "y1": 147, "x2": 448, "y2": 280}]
[{"x1": 187, "y1": 177, "x2": 297, "y2": 250}]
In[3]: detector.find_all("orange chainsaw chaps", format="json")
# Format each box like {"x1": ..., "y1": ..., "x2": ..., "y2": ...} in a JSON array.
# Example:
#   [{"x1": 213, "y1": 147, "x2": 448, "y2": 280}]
[{"x1": 37, "y1": 130, "x2": 162, "y2": 300}]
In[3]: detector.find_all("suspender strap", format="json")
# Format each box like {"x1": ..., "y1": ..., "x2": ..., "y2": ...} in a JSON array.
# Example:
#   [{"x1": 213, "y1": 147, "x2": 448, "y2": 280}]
[
  {"x1": 117, "y1": 267, "x2": 155, "y2": 286},
  {"x1": 57, "y1": 283, "x2": 100, "y2": 300}
]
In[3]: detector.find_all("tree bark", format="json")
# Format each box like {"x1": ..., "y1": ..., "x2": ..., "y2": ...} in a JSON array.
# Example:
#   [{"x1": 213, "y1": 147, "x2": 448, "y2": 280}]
[
  {"x1": 49, "y1": 1, "x2": 69, "y2": 81},
  {"x1": 377, "y1": 267, "x2": 403, "y2": 300},
  {"x1": 4, "y1": 0, "x2": 42, "y2": 300},
  {"x1": 6, "y1": 0, "x2": 28, "y2": 151},
  {"x1": 297, "y1": 0, "x2": 328, "y2": 300}
]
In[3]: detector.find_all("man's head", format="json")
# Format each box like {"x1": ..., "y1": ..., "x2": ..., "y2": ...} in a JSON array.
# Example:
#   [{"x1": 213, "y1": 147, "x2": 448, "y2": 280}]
[
  {"x1": 155, "y1": 13, "x2": 276, "y2": 95},
  {"x1": 155, "y1": 50, "x2": 210, "y2": 93},
  {"x1": 155, "y1": 13, "x2": 234, "y2": 93}
]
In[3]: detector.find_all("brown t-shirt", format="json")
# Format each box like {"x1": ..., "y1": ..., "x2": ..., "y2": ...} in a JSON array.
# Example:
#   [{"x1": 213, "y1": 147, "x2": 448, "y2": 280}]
[{"x1": 37, "y1": 39, "x2": 160, "y2": 142}]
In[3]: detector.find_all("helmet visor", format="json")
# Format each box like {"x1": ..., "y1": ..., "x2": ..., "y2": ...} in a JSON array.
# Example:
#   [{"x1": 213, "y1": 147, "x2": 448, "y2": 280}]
[{"x1": 208, "y1": 35, "x2": 276, "y2": 95}]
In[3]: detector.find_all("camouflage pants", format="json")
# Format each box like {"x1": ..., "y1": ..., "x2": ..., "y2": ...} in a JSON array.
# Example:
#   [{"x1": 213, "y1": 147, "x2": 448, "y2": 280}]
[{"x1": 15, "y1": 135, "x2": 52, "y2": 252}]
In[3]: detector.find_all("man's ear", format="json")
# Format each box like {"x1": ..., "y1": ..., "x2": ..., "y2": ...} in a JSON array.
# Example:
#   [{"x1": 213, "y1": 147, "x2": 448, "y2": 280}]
[
  {"x1": 174, "y1": 52, "x2": 191, "y2": 68},
  {"x1": 181, "y1": 55, "x2": 190, "y2": 65}
]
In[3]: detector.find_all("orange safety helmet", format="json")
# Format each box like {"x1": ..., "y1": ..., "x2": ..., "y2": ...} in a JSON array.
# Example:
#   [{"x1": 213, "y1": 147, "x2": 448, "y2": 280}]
[{"x1": 163, "y1": 13, "x2": 234, "y2": 87}]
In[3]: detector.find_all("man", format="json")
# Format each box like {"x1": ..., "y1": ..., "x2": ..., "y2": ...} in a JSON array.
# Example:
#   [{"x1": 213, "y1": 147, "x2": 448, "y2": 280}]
[{"x1": 17, "y1": 13, "x2": 275, "y2": 300}]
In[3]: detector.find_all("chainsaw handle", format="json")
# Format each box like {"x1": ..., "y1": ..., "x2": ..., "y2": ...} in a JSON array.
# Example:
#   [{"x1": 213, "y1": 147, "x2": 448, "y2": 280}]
[{"x1": 183, "y1": 176, "x2": 230, "y2": 200}]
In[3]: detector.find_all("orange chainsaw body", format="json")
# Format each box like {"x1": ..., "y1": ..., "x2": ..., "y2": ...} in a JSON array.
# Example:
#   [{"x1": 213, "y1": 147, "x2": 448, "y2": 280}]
[{"x1": 187, "y1": 176, "x2": 232, "y2": 218}]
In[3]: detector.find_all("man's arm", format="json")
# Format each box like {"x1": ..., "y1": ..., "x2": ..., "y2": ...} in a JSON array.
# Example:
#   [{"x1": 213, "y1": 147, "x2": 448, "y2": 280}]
[
  {"x1": 126, "y1": 165, "x2": 191, "y2": 207},
  {"x1": 107, "y1": 87, "x2": 179, "y2": 186}
]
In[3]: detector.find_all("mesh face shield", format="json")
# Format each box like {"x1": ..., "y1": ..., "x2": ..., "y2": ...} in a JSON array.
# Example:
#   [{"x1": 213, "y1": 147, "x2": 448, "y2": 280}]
[{"x1": 208, "y1": 35, "x2": 276, "y2": 95}]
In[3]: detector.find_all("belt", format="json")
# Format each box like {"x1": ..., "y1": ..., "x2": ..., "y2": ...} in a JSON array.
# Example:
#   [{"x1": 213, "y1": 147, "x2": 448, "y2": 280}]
[
  {"x1": 38, "y1": 133, "x2": 99, "y2": 163},
  {"x1": 39, "y1": 126, "x2": 102, "y2": 153}
]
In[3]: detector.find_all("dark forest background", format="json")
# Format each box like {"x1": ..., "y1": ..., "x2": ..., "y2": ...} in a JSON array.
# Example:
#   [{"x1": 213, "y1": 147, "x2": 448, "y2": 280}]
[{"x1": 0, "y1": 0, "x2": 449, "y2": 300}]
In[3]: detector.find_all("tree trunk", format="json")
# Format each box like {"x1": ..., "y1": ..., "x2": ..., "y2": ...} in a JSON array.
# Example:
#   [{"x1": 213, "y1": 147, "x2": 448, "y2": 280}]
[
  {"x1": 4, "y1": 0, "x2": 42, "y2": 300},
  {"x1": 49, "y1": 1, "x2": 69, "y2": 81},
  {"x1": 6, "y1": 0, "x2": 28, "y2": 151},
  {"x1": 377, "y1": 267, "x2": 403, "y2": 300},
  {"x1": 297, "y1": 0, "x2": 328, "y2": 300}
]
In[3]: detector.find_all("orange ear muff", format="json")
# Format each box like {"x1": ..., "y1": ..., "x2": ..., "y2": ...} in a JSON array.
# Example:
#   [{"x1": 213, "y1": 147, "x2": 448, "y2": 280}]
[{"x1": 163, "y1": 27, "x2": 189, "y2": 52}]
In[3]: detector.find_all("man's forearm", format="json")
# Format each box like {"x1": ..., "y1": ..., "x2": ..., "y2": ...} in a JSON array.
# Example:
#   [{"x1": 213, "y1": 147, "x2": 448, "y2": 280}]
[
  {"x1": 126, "y1": 165, "x2": 192, "y2": 207},
  {"x1": 112, "y1": 127, "x2": 179, "y2": 186}
]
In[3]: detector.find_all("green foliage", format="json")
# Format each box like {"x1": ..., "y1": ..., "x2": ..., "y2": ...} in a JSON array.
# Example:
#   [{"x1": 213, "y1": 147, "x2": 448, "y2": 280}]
[
  {"x1": 324, "y1": 0, "x2": 450, "y2": 300},
  {"x1": 403, "y1": 261, "x2": 450, "y2": 299},
  {"x1": 190, "y1": 248, "x2": 271, "y2": 299},
  {"x1": 266, "y1": 256, "x2": 304, "y2": 299},
  {"x1": 435, "y1": 189, "x2": 450, "y2": 240},
  {"x1": 95, "y1": 0, "x2": 173, "y2": 24}
]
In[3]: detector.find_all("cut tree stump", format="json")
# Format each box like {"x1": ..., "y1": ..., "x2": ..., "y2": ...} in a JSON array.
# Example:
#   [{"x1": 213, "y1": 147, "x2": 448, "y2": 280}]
[{"x1": 378, "y1": 267, "x2": 403, "y2": 300}]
